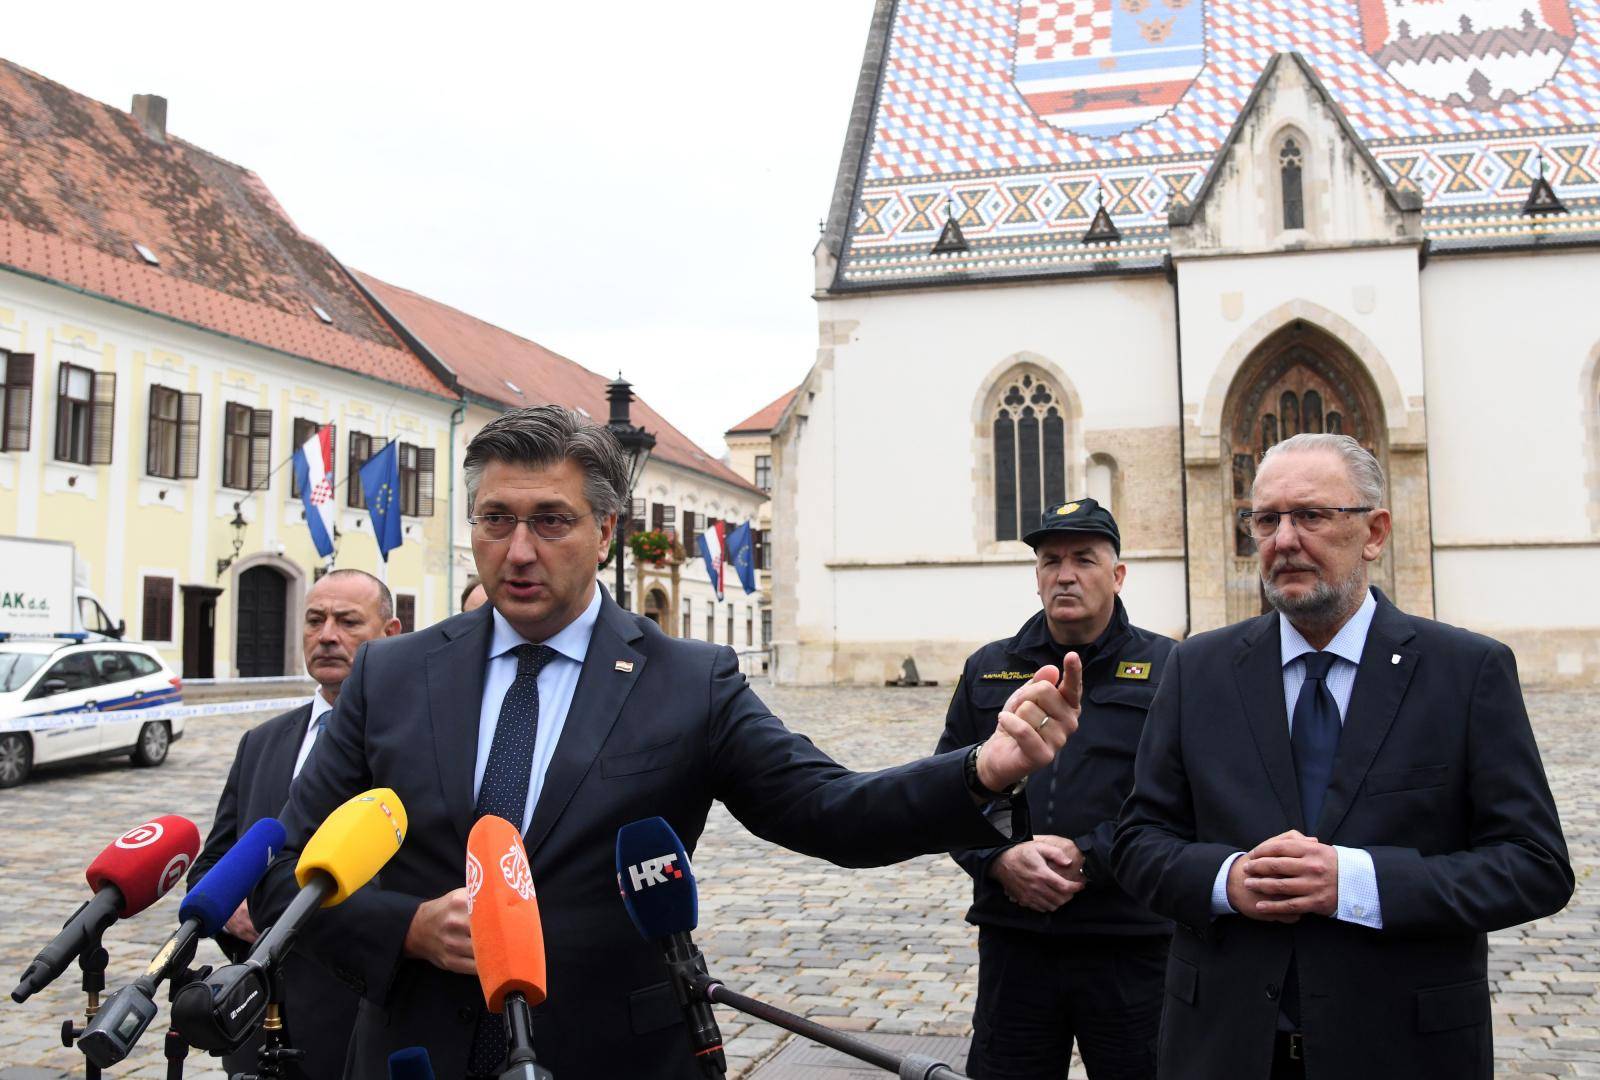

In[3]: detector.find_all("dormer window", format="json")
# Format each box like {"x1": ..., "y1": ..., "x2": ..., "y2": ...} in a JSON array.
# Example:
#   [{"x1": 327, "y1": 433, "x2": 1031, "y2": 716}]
[{"x1": 1280, "y1": 137, "x2": 1305, "y2": 230}]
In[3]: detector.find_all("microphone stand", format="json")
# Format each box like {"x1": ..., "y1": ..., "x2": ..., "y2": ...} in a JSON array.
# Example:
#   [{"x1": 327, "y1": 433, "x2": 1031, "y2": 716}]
[
  {"x1": 232, "y1": 964, "x2": 304, "y2": 1080},
  {"x1": 58, "y1": 932, "x2": 109, "y2": 1080},
  {"x1": 163, "y1": 940, "x2": 210, "y2": 1080},
  {"x1": 498, "y1": 992, "x2": 554, "y2": 1080},
  {"x1": 688, "y1": 971, "x2": 965, "y2": 1080}
]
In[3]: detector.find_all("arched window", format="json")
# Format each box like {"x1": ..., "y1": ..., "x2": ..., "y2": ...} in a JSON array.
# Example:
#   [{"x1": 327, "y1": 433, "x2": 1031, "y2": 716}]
[
  {"x1": 1280, "y1": 137, "x2": 1305, "y2": 230},
  {"x1": 991, "y1": 370, "x2": 1069, "y2": 541}
]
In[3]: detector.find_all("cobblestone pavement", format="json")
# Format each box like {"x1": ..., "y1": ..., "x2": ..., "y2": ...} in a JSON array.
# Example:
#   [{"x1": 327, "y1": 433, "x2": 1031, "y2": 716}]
[{"x1": 0, "y1": 685, "x2": 1594, "y2": 1078}]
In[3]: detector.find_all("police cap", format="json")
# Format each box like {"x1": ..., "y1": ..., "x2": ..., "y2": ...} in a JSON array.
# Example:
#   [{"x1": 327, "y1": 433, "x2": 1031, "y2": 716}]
[{"x1": 1022, "y1": 497, "x2": 1121, "y2": 554}]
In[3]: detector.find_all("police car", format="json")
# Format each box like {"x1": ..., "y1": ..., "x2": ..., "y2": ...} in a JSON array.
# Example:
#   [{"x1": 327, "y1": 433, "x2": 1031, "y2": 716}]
[{"x1": 0, "y1": 636, "x2": 185, "y2": 788}]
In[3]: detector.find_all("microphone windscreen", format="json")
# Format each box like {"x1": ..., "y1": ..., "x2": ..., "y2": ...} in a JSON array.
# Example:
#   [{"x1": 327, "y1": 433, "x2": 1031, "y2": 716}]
[
  {"x1": 466, "y1": 815, "x2": 546, "y2": 1012},
  {"x1": 387, "y1": 1047, "x2": 436, "y2": 1080},
  {"x1": 85, "y1": 815, "x2": 201, "y2": 918},
  {"x1": 615, "y1": 817, "x2": 697, "y2": 941},
  {"x1": 295, "y1": 788, "x2": 408, "y2": 906},
  {"x1": 180, "y1": 817, "x2": 286, "y2": 935}
]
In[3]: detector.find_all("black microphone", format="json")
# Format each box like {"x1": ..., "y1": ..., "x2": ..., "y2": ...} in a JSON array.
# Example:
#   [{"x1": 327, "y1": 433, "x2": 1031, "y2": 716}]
[{"x1": 616, "y1": 817, "x2": 725, "y2": 1078}]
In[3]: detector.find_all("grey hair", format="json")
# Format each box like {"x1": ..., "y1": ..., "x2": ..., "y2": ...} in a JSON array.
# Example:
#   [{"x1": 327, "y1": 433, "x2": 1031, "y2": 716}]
[
  {"x1": 313, "y1": 568, "x2": 394, "y2": 622},
  {"x1": 1256, "y1": 433, "x2": 1385, "y2": 507},
  {"x1": 464, "y1": 404, "x2": 629, "y2": 519}
]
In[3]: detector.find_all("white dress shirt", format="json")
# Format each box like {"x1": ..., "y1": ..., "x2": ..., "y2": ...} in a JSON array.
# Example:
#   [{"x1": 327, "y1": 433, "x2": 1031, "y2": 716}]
[
  {"x1": 1210, "y1": 589, "x2": 1384, "y2": 929},
  {"x1": 292, "y1": 690, "x2": 336, "y2": 779},
  {"x1": 473, "y1": 587, "x2": 602, "y2": 834}
]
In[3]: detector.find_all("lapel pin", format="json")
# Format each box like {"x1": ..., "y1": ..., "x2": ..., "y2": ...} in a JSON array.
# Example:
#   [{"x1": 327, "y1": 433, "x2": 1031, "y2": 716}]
[
  {"x1": 615, "y1": 660, "x2": 635, "y2": 673},
  {"x1": 1391, "y1": 654, "x2": 1401, "y2": 665}
]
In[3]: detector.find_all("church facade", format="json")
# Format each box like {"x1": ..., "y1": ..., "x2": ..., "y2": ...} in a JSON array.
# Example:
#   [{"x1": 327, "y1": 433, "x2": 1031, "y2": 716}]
[{"x1": 772, "y1": 0, "x2": 1600, "y2": 687}]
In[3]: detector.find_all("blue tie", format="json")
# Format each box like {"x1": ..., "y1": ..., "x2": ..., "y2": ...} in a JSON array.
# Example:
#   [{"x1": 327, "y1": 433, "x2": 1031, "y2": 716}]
[
  {"x1": 468, "y1": 642, "x2": 555, "y2": 1077},
  {"x1": 1291, "y1": 651, "x2": 1341, "y2": 831}
]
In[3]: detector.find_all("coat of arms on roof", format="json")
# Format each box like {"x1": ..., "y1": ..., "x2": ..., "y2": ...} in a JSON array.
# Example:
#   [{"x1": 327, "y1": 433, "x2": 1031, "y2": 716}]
[
  {"x1": 1011, "y1": 0, "x2": 1207, "y2": 138},
  {"x1": 1358, "y1": 0, "x2": 1576, "y2": 111}
]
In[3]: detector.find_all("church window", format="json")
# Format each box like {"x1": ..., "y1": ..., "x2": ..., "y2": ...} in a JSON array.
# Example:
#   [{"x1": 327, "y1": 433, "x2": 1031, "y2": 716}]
[
  {"x1": 991, "y1": 372, "x2": 1070, "y2": 541},
  {"x1": 1303, "y1": 390, "x2": 1324, "y2": 434},
  {"x1": 1280, "y1": 137, "x2": 1305, "y2": 230},
  {"x1": 1279, "y1": 391, "x2": 1300, "y2": 438}
]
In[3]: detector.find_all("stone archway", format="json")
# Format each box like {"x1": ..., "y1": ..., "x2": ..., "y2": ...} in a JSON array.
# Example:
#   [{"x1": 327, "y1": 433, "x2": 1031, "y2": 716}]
[
  {"x1": 643, "y1": 587, "x2": 669, "y2": 627},
  {"x1": 1218, "y1": 321, "x2": 1392, "y2": 623}
]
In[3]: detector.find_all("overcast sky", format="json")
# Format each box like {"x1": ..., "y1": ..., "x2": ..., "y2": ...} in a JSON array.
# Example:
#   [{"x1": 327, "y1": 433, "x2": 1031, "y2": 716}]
[{"x1": 9, "y1": 2, "x2": 876, "y2": 454}]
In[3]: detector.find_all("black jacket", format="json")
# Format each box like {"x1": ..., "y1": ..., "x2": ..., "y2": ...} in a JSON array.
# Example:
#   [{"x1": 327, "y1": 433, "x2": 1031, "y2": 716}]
[
  {"x1": 188, "y1": 702, "x2": 358, "y2": 1078},
  {"x1": 937, "y1": 597, "x2": 1174, "y2": 936}
]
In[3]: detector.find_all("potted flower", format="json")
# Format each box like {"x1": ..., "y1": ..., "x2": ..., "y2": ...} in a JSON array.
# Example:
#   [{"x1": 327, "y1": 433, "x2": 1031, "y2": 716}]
[{"x1": 627, "y1": 529, "x2": 673, "y2": 566}]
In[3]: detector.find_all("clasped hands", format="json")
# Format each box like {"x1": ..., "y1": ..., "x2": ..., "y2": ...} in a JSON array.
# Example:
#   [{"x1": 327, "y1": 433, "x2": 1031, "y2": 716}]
[
  {"x1": 1226, "y1": 829, "x2": 1339, "y2": 922},
  {"x1": 991, "y1": 835, "x2": 1086, "y2": 912}
]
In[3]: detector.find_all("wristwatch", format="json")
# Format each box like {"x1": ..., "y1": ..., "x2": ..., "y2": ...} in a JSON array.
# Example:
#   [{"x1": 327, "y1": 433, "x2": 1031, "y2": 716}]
[{"x1": 964, "y1": 745, "x2": 1026, "y2": 802}]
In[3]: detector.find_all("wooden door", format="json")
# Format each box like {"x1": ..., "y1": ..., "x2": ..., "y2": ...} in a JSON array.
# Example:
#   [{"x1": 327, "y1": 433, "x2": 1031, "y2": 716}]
[{"x1": 236, "y1": 567, "x2": 286, "y2": 677}]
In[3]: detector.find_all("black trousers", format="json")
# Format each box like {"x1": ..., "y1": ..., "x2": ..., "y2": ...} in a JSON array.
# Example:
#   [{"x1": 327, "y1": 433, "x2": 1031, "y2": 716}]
[{"x1": 967, "y1": 927, "x2": 1168, "y2": 1080}]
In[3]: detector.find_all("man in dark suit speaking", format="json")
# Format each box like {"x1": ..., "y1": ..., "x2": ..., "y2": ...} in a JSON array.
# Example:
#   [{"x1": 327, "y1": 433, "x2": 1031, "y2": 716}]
[
  {"x1": 256, "y1": 405, "x2": 1082, "y2": 1080},
  {"x1": 190, "y1": 569, "x2": 401, "y2": 1077},
  {"x1": 1112, "y1": 433, "x2": 1572, "y2": 1079}
]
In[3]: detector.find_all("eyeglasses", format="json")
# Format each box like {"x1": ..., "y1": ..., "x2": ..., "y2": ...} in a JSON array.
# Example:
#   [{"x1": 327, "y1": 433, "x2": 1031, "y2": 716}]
[
  {"x1": 1237, "y1": 507, "x2": 1372, "y2": 539},
  {"x1": 468, "y1": 512, "x2": 594, "y2": 542}
]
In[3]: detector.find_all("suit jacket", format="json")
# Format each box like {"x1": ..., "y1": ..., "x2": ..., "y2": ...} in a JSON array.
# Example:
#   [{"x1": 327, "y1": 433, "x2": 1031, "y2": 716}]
[
  {"x1": 1110, "y1": 589, "x2": 1572, "y2": 1079},
  {"x1": 254, "y1": 591, "x2": 1015, "y2": 1080},
  {"x1": 188, "y1": 703, "x2": 358, "y2": 1078}
]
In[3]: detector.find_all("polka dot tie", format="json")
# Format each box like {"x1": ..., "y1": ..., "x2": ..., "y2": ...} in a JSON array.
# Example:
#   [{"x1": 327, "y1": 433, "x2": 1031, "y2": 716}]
[{"x1": 468, "y1": 642, "x2": 556, "y2": 1077}]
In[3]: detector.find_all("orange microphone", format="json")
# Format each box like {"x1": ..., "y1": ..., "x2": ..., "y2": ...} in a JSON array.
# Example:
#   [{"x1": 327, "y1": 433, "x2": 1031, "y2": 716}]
[{"x1": 466, "y1": 816, "x2": 552, "y2": 1079}]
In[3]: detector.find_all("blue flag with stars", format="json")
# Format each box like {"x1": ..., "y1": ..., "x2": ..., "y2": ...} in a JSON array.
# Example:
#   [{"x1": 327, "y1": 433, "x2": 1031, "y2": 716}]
[
  {"x1": 358, "y1": 441, "x2": 403, "y2": 561},
  {"x1": 725, "y1": 521, "x2": 757, "y2": 595}
]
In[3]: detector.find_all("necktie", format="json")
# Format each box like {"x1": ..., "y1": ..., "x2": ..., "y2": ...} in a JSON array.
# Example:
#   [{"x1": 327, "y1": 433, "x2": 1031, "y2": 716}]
[
  {"x1": 468, "y1": 642, "x2": 556, "y2": 1077},
  {"x1": 1290, "y1": 651, "x2": 1341, "y2": 831}
]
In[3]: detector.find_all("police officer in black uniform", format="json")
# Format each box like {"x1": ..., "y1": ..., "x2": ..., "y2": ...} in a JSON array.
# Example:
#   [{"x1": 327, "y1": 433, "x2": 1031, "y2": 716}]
[{"x1": 937, "y1": 498, "x2": 1175, "y2": 1080}]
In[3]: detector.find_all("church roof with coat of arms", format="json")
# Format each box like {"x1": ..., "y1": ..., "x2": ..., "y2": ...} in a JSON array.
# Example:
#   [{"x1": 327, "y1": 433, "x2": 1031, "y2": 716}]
[{"x1": 825, "y1": 0, "x2": 1600, "y2": 289}]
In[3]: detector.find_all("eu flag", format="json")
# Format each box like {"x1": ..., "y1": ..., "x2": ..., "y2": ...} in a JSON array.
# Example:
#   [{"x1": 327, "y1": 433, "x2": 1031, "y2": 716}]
[
  {"x1": 725, "y1": 522, "x2": 757, "y2": 595},
  {"x1": 358, "y1": 441, "x2": 403, "y2": 561}
]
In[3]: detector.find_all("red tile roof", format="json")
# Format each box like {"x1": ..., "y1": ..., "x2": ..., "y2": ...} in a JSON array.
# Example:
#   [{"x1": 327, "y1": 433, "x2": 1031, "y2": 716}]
[
  {"x1": 0, "y1": 60, "x2": 450, "y2": 397},
  {"x1": 727, "y1": 388, "x2": 797, "y2": 435},
  {"x1": 355, "y1": 272, "x2": 762, "y2": 495}
]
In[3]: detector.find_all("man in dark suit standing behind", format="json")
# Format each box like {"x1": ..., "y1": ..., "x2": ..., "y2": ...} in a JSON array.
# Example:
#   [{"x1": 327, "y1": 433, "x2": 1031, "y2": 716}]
[
  {"x1": 256, "y1": 405, "x2": 1084, "y2": 1080},
  {"x1": 1113, "y1": 433, "x2": 1572, "y2": 1079},
  {"x1": 189, "y1": 568, "x2": 400, "y2": 1078}
]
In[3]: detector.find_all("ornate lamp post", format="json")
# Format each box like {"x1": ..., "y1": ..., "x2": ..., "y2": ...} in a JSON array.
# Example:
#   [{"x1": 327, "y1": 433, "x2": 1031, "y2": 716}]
[
  {"x1": 606, "y1": 374, "x2": 655, "y2": 611},
  {"x1": 215, "y1": 502, "x2": 248, "y2": 579}
]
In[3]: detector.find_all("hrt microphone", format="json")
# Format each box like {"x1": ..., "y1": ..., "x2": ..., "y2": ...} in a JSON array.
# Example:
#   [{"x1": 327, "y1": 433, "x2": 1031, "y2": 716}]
[
  {"x1": 616, "y1": 816, "x2": 725, "y2": 1078},
  {"x1": 466, "y1": 815, "x2": 552, "y2": 1080},
  {"x1": 77, "y1": 818, "x2": 286, "y2": 1067},
  {"x1": 171, "y1": 789, "x2": 408, "y2": 1052},
  {"x1": 388, "y1": 1046, "x2": 436, "y2": 1079},
  {"x1": 12, "y1": 815, "x2": 200, "y2": 1003}
]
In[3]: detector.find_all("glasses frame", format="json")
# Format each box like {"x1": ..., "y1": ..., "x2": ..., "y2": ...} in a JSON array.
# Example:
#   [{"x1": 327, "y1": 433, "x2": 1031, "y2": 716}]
[
  {"x1": 1237, "y1": 506, "x2": 1373, "y2": 539},
  {"x1": 467, "y1": 511, "x2": 596, "y2": 542}
]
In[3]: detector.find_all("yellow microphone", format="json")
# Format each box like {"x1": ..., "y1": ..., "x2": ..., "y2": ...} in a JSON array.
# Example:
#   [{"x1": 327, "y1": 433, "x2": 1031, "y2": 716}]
[{"x1": 295, "y1": 787, "x2": 409, "y2": 905}]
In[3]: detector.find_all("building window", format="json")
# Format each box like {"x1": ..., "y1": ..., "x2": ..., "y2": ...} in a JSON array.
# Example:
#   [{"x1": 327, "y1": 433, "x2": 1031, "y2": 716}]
[
  {"x1": 56, "y1": 363, "x2": 115, "y2": 466},
  {"x1": 682, "y1": 607, "x2": 693, "y2": 639},
  {"x1": 141, "y1": 576, "x2": 175, "y2": 641},
  {"x1": 395, "y1": 593, "x2": 416, "y2": 633},
  {"x1": 1280, "y1": 137, "x2": 1305, "y2": 231},
  {"x1": 398, "y1": 442, "x2": 435, "y2": 516},
  {"x1": 726, "y1": 608, "x2": 734, "y2": 645},
  {"x1": 1086, "y1": 454, "x2": 1118, "y2": 516},
  {"x1": 754, "y1": 454, "x2": 772, "y2": 492},
  {"x1": 222, "y1": 402, "x2": 272, "y2": 491},
  {"x1": 148, "y1": 386, "x2": 202, "y2": 479},
  {"x1": 290, "y1": 419, "x2": 336, "y2": 497},
  {"x1": 705, "y1": 611, "x2": 715, "y2": 642},
  {"x1": 652, "y1": 503, "x2": 677, "y2": 533},
  {"x1": 347, "y1": 431, "x2": 388, "y2": 508},
  {"x1": 756, "y1": 528, "x2": 771, "y2": 571},
  {"x1": 2, "y1": 352, "x2": 34, "y2": 452},
  {"x1": 683, "y1": 510, "x2": 699, "y2": 550},
  {"x1": 630, "y1": 498, "x2": 647, "y2": 532},
  {"x1": 745, "y1": 612, "x2": 753, "y2": 646},
  {"x1": 761, "y1": 609, "x2": 772, "y2": 646},
  {"x1": 990, "y1": 370, "x2": 1068, "y2": 542}
]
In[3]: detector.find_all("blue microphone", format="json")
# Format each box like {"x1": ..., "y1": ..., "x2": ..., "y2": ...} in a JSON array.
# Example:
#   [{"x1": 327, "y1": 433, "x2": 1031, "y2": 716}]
[
  {"x1": 617, "y1": 817, "x2": 725, "y2": 1077},
  {"x1": 388, "y1": 1046, "x2": 436, "y2": 1079},
  {"x1": 78, "y1": 818, "x2": 286, "y2": 1068}
]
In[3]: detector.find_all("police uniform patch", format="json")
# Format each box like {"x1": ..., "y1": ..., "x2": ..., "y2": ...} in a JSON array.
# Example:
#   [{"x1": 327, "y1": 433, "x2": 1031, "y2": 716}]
[
  {"x1": 980, "y1": 671, "x2": 1032, "y2": 681},
  {"x1": 1055, "y1": 502, "x2": 1080, "y2": 517},
  {"x1": 1116, "y1": 661, "x2": 1151, "y2": 680}
]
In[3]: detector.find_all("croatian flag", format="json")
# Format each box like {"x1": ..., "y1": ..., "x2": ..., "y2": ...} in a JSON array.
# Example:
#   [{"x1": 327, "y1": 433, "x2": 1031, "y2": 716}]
[
  {"x1": 697, "y1": 520, "x2": 726, "y2": 601},
  {"x1": 293, "y1": 425, "x2": 337, "y2": 558}
]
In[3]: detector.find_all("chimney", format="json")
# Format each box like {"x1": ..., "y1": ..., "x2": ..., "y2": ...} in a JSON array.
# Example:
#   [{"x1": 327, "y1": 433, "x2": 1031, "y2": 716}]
[{"x1": 131, "y1": 94, "x2": 167, "y2": 142}]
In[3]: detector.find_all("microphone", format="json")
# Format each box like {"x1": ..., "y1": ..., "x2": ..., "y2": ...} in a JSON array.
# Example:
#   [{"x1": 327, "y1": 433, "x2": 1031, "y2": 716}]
[
  {"x1": 77, "y1": 818, "x2": 286, "y2": 1067},
  {"x1": 12, "y1": 815, "x2": 200, "y2": 1003},
  {"x1": 170, "y1": 788, "x2": 408, "y2": 1052},
  {"x1": 616, "y1": 816, "x2": 725, "y2": 1078},
  {"x1": 466, "y1": 815, "x2": 552, "y2": 1080},
  {"x1": 388, "y1": 1047, "x2": 436, "y2": 1080}
]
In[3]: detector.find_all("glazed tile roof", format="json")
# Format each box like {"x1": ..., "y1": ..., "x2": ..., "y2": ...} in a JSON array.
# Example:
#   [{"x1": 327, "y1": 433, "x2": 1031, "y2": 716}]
[
  {"x1": 828, "y1": 0, "x2": 1600, "y2": 288},
  {"x1": 355, "y1": 272, "x2": 763, "y2": 496},
  {"x1": 0, "y1": 59, "x2": 450, "y2": 396},
  {"x1": 726, "y1": 389, "x2": 797, "y2": 435}
]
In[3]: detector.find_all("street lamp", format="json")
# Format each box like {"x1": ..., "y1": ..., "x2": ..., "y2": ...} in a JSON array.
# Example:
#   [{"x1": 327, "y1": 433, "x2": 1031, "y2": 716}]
[
  {"x1": 606, "y1": 374, "x2": 655, "y2": 611},
  {"x1": 215, "y1": 502, "x2": 248, "y2": 579}
]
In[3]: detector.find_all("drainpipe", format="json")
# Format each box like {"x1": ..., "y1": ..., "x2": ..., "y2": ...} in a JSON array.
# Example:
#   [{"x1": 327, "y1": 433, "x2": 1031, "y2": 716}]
[
  {"x1": 448, "y1": 400, "x2": 466, "y2": 612},
  {"x1": 1166, "y1": 255, "x2": 1192, "y2": 638}
]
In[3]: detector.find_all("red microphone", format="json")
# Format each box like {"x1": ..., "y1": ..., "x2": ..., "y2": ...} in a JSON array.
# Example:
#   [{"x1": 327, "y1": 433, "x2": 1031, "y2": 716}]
[
  {"x1": 12, "y1": 815, "x2": 200, "y2": 1002},
  {"x1": 466, "y1": 816, "x2": 552, "y2": 1079}
]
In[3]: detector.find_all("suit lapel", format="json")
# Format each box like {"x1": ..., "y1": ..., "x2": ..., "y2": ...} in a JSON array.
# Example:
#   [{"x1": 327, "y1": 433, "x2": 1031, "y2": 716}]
[
  {"x1": 261, "y1": 703, "x2": 312, "y2": 813},
  {"x1": 524, "y1": 591, "x2": 644, "y2": 858},
  {"x1": 425, "y1": 605, "x2": 493, "y2": 845},
  {"x1": 1233, "y1": 613, "x2": 1303, "y2": 831},
  {"x1": 1315, "y1": 592, "x2": 1418, "y2": 840}
]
